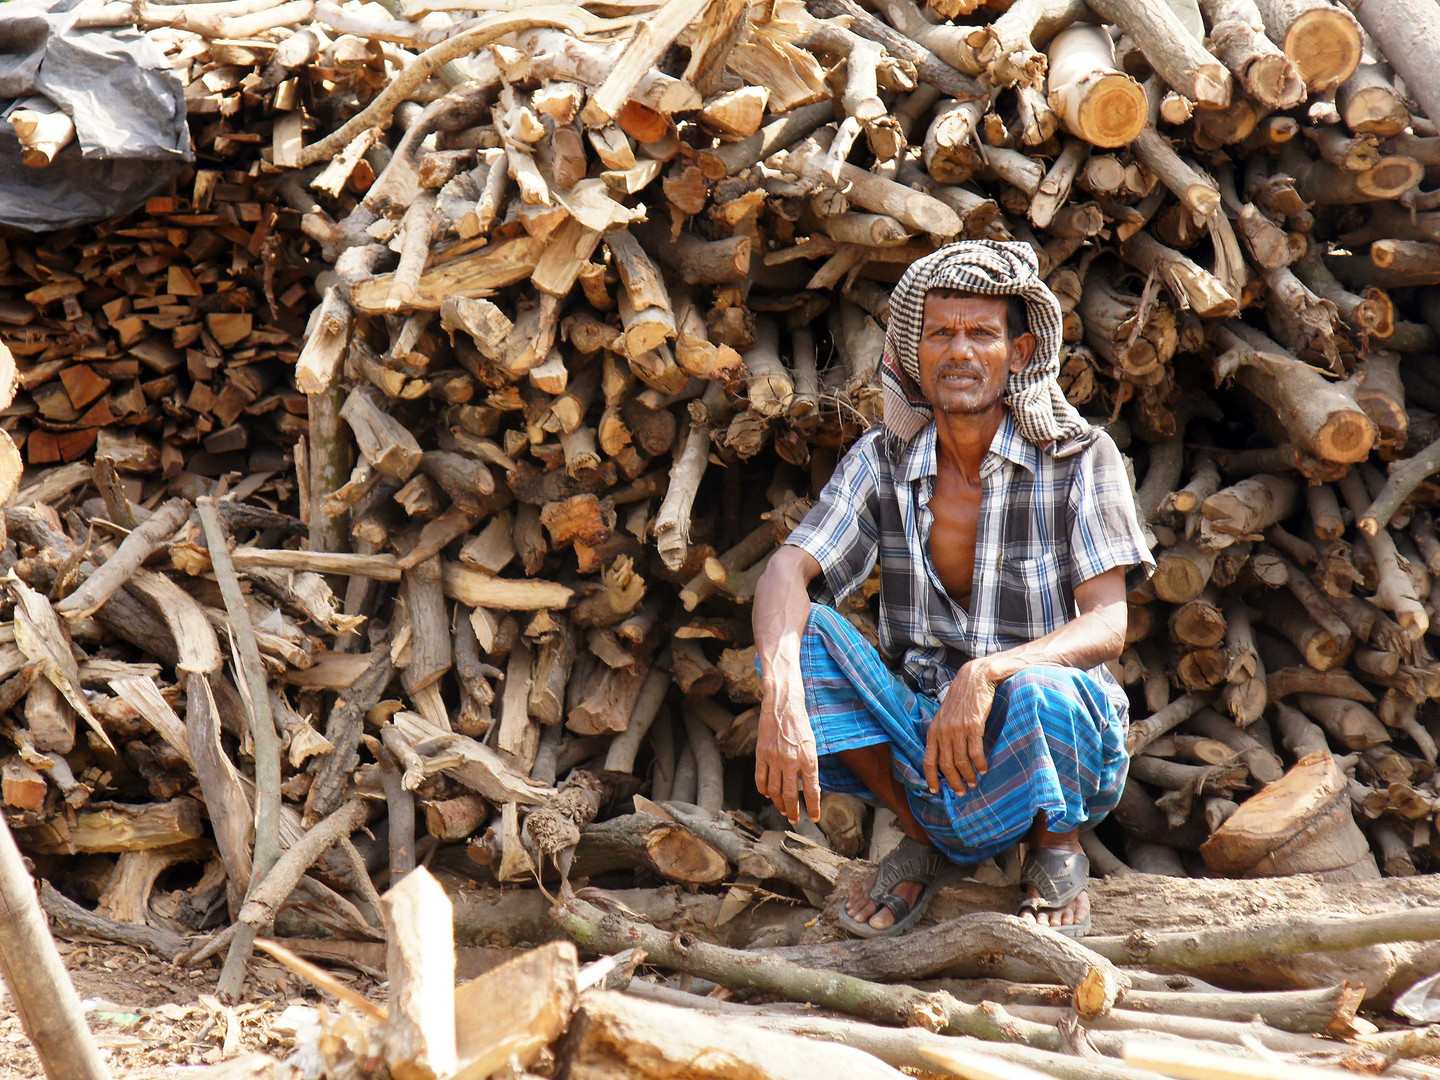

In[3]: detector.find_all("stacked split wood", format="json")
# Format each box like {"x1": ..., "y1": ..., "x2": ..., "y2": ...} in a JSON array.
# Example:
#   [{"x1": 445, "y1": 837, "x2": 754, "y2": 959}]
[
  {"x1": 1, "y1": 42, "x2": 319, "y2": 479},
  {"x1": 14, "y1": 0, "x2": 1440, "y2": 1007}
]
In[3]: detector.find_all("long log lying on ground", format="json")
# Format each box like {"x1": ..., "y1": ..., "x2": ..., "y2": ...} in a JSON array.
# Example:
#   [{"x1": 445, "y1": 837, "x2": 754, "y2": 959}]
[{"x1": 14, "y1": 0, "x2": 1440, "y2": 1045}]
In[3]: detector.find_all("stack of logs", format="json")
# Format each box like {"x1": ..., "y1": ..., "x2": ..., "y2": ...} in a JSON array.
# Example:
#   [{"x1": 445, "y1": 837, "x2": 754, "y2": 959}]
[
  {"x1": 272, "y1": 0, "x2": 1440, "y2": 886},
  {"x1": 14, "y1": 0, "x2": 1440, "y2": 1015}
]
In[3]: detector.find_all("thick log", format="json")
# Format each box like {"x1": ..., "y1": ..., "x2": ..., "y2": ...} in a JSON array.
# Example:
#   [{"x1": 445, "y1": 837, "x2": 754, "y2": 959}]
[
  {"x1": 571, "y1": 812, "x2": 729, "y2": 885},
  {"x1": 18, "y1": 798, "x2": 204, "y2": 855},
  {"x1": 1337, "y1": 0, "x2": 1440, "y2": 130},
  {"x1": 1201, "y1": 752, "x2": 1379, "y2": 879},
  {"x1": 1214, "y1": 324, "x2": 1375, "y2": 464},
  {"x1": 1199, "y1": 0, "x2": 1306, "y2": 107},
  {"x1": 568, "y1": 990, "x2": 908, "y2": 1080},
  {"x1": 1253, "y1": 0, "x2": 1362, "y2": 90},
  {"x1": 1284, "y1": 145, "x2": 1422, "y2": 204},
  {"x1": 1085, "y1": 0, "x2": 1231, "y2": 106}
]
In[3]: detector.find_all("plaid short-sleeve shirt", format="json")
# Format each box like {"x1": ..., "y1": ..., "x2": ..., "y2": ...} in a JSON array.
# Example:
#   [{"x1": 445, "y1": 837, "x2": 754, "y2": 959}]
[{"x1": 785, "y1": 411, "x2": 1155, "y2": 724}]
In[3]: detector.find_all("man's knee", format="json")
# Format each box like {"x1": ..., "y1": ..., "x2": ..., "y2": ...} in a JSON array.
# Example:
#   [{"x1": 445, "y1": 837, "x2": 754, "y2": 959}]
[
  {"x1": 803, "y1": 602, "x2": 848, "y2": 639},
  {"x1": 998, "y1": 664, "x2": 1089, "y2": 701},
  {"x1": 992, "y1": 665, "x2": 1102, "y2": 733}
]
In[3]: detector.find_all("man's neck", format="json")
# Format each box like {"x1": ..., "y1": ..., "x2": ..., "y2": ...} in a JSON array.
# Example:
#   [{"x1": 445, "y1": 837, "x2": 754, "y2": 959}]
[{"x1": 933, "y1": 402, "x2": 1006, "y2": 482}]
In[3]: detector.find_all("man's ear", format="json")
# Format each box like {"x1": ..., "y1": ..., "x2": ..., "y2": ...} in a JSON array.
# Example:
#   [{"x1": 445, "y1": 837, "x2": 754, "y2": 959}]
[{"x1": 1008, "y1": 331, "x2": 1037, "y2": 373}]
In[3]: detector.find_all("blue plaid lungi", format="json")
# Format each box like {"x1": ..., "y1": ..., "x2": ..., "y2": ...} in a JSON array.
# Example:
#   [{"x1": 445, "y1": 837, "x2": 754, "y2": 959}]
[{"x1": 799, "y1": 604, "x2": 1128, "y2": 864}]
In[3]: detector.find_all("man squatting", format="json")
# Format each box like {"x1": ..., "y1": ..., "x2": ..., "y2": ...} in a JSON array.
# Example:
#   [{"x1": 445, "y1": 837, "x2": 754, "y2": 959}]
[{"x1": 752, "y1": 240, "x2": 1154, "y2": 938}]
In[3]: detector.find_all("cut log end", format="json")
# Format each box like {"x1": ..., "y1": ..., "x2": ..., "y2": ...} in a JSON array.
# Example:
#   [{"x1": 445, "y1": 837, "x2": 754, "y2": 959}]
[
  {"x1": 1247, "y1": 55, "x2": 1306, "y2": 110},
  {"x1": 1186, "y1": 184, "x2": 1223, "y2": 218},
  {"x1": 1343, "y1": 86, "x2": 1410, "y2": 137},
  {"x1": 1193, "y1": 67, "x2": 1234, "y2": 111},
  {"x1": 1063, "y1": 74, "x2": 1147, "y2": 148},
  {"x1": 1284, "y1": 9, "x2": 1364, "y2": 92},
  {"x1": 1314, "y1": 411, "x2": 1378, "y2": 464},
  {"x1": 1153, "y1": 559, "x2": 1209, "y2": 605},
  {"x1": 1357, "y1": 157, "x2": 1424, "y2": 200}
]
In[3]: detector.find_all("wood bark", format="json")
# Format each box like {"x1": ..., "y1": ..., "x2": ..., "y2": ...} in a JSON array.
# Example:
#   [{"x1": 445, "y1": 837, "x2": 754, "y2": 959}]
[{"x1": 0, "y1": 817, "x2": 111, "y2": 1080}]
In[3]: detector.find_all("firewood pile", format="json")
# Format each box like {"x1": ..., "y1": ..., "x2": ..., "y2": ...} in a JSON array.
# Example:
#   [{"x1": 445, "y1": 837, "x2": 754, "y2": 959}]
[
  {"x1": 15, "y1": 0, "x2": 1440, "y2": 1062},
  {"x1": 261, "y1": 0, "x2": 1440, "y2": 889}
]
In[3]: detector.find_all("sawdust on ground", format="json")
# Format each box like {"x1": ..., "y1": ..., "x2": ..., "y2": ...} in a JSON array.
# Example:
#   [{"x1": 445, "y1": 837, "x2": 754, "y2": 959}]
[{"x1": 0, "y1": 937, "x2": 378, "y2": 1078}]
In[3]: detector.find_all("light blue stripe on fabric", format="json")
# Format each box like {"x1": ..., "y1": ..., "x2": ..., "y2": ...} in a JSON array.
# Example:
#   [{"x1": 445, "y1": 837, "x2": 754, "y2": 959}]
[{"x1": 792, "y1": 605, "x2": 1128, "y2": 865}]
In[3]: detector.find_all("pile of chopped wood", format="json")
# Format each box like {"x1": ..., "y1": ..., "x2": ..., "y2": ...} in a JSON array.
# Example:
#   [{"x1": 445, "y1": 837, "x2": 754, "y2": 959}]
[
  {"x1": 12, "y1": 0, "x2": 1440, "y2": 1054},
  {"x1": 0, "y1": 96, "x2": 315, "y2": 481}
]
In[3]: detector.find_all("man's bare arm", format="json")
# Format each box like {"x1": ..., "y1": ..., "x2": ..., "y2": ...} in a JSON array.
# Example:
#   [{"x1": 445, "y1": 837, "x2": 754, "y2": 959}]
[
  {"x1": 923, "y1": 567, "x2": 1128, "y2": 796},
  {"x1": 752, "y1": 545, "x2": 824, "y2": 822},
  {"x1": 976, "y1": 566, "x2": 1128, "y2": 680}
]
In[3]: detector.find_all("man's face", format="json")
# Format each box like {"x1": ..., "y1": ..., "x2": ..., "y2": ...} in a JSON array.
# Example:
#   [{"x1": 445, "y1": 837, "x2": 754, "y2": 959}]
[{"x1": 916, "y1": 292, "x2": 1036, "y2": 417}]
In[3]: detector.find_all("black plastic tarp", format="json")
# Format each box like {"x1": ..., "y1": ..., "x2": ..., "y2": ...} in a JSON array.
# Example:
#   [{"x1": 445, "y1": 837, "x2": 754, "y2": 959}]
[{"x1": 0, "y1": 0, "x2": 192, "y2": 232}]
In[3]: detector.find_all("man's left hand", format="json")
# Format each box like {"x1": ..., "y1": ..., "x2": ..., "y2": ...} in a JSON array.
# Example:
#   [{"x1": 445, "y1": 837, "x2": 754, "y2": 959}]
[{"x1": 923, "y1": 658, "x2": 998, "y2": 795}]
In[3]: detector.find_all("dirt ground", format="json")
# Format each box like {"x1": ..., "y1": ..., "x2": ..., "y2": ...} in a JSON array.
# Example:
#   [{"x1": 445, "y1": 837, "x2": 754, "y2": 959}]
[{"x1": 0, "y1": 937, "x2": 375, "y2": 1078}]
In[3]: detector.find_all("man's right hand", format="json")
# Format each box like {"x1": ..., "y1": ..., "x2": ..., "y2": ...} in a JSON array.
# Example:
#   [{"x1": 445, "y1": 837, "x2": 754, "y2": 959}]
[
  {"x1": 755, "y1": 676, "x2": 822, "y2": 824},
  {"x1": 752, "y1": 545, "x2": 825, "y2": 824}
]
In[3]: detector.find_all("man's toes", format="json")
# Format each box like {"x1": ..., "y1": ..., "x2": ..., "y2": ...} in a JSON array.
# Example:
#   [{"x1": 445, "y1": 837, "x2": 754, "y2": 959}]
[
  {"x1": 868, "y1": 906, "x2": 896, "y2": 930},
  {"x1": 847, "y1": 880, "x2": 873, "y2": 915},
  {"x1": 849, "y1": 899, "x2": 879, "y2": 921}
]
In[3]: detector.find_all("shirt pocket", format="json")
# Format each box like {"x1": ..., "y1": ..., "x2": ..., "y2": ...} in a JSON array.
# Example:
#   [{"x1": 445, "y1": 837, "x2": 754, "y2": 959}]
[{"x1": 994, "y1": 550, "x2": 1063, "y2": 637}]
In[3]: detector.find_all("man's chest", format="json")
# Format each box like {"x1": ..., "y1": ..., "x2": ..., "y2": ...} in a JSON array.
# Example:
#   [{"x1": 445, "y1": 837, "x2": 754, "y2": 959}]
[
  {"x1": 926, "y1": 468, "x2": 983, "y2": 607},
  {"x1": 876, "y1": 461, "x2": 1075, "y2": 641}
]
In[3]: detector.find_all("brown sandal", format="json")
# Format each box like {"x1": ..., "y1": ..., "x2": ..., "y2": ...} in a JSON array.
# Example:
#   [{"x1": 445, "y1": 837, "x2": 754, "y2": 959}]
[
  {"x1": 1017, "y1": 848, "x2": 1091, "y2": 938},
  {"x1": 837, "y1": 836, "x2": 951, "y2": 938}
]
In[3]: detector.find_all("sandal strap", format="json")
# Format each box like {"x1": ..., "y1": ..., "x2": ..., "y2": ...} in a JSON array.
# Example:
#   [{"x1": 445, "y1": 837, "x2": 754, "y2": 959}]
[
  {"x1": 875, "y1": 891, "x2": 914, "y2": 921},
  {"x1": 1019, "y1": 848, "x2": 1089, "y2": 911},
  {"x1": 867, "y1": 836, "x2": 947, "y2": 908}
]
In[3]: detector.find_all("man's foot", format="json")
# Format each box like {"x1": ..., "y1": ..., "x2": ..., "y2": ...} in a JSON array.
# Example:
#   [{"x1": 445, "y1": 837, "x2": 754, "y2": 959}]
[
  {"x1": 1018, "y1": 874, "x2": 1089, "y2": 930},
  {"x1": 845, "y1": 871, "x2": 924, "y2": 931},
  {"x1": 1016, "y1": 844, "x2": 1091, "y2": 938},
  {"x1": 838, "y1": 835, "x2": 948, "y2": 937}
]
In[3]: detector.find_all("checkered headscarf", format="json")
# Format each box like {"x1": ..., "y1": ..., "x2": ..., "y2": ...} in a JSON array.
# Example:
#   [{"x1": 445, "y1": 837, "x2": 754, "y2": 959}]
[{"x1": 881, "y1": 240, "x2": 1089, "y2": 450}]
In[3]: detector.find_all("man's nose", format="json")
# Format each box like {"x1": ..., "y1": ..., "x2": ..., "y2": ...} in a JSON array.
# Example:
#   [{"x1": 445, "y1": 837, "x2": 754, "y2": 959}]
[{"x1": 946, "y1": 334, "x2": 975, "y2": 362}]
